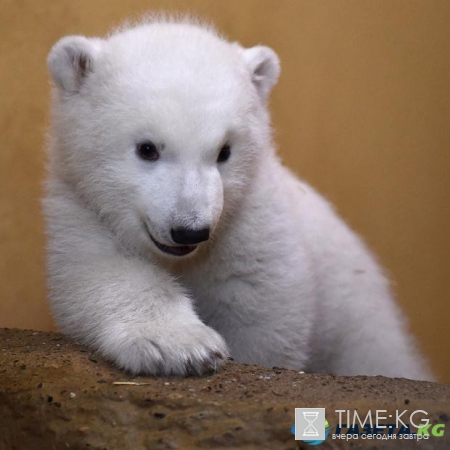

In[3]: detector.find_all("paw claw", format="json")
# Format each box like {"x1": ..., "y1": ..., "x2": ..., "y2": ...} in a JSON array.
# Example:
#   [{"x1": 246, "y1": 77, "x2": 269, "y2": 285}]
[{"x1": 211, "y1": 350, "x2": 224, "y2": 359}]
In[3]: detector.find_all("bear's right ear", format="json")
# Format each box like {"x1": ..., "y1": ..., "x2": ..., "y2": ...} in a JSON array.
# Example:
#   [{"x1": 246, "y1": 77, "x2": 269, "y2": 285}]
[{"x1": 47, "y1": 36, "x2": 102, "y2": 93}]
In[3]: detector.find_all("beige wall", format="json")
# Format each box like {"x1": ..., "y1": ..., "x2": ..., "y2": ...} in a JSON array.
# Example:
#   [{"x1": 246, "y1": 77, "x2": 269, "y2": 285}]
[{"x1": 1, "y1": 1, "x2": 449, "y2": 382}]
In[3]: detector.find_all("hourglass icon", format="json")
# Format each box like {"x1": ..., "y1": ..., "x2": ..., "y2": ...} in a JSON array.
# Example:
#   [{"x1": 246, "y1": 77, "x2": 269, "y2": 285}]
[
  {"x1": 302, "y1": 411, "x2": 320, "y2": 437},
  {"x1": 295, "y1": 408, "x2": 325, "y2": 441}
]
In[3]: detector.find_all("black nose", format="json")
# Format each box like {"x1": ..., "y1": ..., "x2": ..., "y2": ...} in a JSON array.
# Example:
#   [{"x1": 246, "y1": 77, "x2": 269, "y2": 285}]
[{"x1": 171, "y1": 227, "x2": 210, "y2": 245}]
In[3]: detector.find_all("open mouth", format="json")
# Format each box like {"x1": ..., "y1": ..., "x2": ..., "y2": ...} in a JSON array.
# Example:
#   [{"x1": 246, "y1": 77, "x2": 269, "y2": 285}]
[{"x1": 145, "y1": 224, "x2": 197, "y2": 257}]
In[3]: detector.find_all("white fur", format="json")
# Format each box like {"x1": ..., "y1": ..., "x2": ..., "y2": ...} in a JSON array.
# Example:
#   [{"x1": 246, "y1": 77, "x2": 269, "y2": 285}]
[{"x1": 44, "y1": 18, "x2": 432, "y2": 379}]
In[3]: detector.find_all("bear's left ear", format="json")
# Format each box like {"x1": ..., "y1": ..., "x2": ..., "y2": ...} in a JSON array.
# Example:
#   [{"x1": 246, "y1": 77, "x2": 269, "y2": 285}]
[{"x1": 241, "y1": 46, "x2": 280, "y2": 100}]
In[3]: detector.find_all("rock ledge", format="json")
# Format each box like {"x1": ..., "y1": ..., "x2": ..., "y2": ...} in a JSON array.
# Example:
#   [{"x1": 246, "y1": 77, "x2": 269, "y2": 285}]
[{"x1": 0, "y1": 328, "x2": 448, "y2": 449}]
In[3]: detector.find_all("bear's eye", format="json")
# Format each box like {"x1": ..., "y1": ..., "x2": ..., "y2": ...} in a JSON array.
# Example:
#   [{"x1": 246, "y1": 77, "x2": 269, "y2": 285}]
[
  {"x1": 217, "y1": 144, "x2": 231, "y2": 163},
  {"x1": 136, "y1": 141, "x2": 159, "y2": 162}
]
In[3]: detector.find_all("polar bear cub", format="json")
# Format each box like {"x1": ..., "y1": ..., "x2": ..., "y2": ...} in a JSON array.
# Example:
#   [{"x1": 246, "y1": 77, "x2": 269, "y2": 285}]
[{"x1": 44, "y1": 18, "x2": 432, "y2": 380}]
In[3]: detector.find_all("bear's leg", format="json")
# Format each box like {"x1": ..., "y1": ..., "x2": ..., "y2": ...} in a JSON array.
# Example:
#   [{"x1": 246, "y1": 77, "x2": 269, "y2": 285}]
[
  {"x1": 324, "y1": 295, "x2": 434, "y2": 381},
  {"x1": 45, "y1": 186, "x2": 229, "y2": 376}
]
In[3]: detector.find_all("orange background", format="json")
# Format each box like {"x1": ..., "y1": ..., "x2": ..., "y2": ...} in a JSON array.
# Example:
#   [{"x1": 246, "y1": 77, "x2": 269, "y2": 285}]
[{"x1": 0, "y1": 1, "x2": 449, "y2": 382}]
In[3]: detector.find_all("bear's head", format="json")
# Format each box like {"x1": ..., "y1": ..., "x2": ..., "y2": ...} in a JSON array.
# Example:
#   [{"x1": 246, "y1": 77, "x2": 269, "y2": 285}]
[{"x1": 47, "y1": 19, "x2": 280, "y2": 259}]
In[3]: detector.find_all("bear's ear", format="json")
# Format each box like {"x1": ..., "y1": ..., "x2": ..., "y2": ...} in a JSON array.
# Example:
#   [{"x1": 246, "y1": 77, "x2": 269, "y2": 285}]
[
  {"x1": 241, "y1": 46, "x2": 280, "y2": 100},
  {"x1": 47, "y1": 36, "x2": 102, "y2": 93}
]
